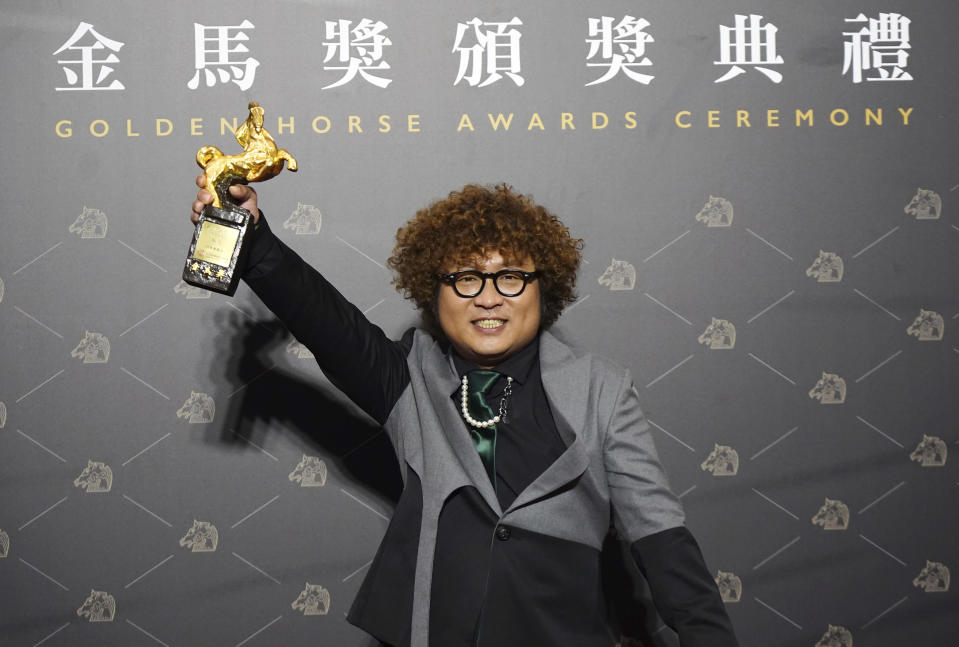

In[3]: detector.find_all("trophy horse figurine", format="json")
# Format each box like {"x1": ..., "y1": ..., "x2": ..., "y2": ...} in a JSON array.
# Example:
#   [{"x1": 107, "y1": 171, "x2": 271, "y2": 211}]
[
  {"x1": 196, "y1": 101, "x2": 298, "y2": 207},
  {"x1": 183, "y1": 102, "x2": 298, "y2": 295}
]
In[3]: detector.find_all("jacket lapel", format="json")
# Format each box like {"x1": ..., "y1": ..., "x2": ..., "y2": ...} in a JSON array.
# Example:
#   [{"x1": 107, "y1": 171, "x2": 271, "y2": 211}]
[
  {"x1": 421, "y1": 347, "x2": 502, "y2": 515},
  {"x1": 507, "y1": 332, "x2": 591, "y2": 512}
]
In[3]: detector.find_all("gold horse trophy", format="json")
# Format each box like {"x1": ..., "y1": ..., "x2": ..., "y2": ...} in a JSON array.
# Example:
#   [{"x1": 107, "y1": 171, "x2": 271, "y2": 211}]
[{"x1": 183, "y1": 102, "x2": 297, "y2": 295}]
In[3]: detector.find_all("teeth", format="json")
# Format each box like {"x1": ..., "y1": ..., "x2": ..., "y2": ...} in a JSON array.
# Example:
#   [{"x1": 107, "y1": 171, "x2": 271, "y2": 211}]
[{"x1": 475, "y1": 320, "x2": 504, "y2": 329}]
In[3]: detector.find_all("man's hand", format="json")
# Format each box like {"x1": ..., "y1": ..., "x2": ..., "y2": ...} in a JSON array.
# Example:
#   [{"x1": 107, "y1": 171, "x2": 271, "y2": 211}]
[{"x1": 191, "y1": 175, "x2": 259, "y2": 225}]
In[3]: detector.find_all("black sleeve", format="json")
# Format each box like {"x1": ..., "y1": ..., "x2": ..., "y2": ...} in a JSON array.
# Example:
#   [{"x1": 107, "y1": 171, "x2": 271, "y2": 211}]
[
  {"x1": 630, "y1": 526, "x2": 740, "y2": 647},
  {"x1": 241, "y1": 215, "x2": 411, "y2": 425}
]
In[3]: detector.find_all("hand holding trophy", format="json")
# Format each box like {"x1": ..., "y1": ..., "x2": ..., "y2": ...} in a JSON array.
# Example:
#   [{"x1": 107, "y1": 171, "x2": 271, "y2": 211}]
[{"x1": 183, "y1": 102, "x2": 297, "y2": 295}]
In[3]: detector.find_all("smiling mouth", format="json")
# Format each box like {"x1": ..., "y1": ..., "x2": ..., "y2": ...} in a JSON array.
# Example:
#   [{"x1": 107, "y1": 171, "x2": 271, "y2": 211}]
[{"x1": 474, "y1": 319, "x2": 505, "y2": 329}]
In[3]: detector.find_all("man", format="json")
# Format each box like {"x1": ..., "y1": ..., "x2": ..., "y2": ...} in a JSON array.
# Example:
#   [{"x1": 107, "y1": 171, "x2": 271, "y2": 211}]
[{"x1": 191, "y1": 180, "x2": 739, "y2": 646}]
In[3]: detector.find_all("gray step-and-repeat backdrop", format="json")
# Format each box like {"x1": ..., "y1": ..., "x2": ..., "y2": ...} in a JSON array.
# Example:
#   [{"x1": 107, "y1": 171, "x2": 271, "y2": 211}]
[{"x1": 1, "y1": 1, "x2": 956, "y2": 646}]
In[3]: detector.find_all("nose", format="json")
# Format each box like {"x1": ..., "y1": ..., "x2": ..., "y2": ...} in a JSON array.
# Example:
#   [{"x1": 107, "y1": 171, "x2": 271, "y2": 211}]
[{"x1": 472, "y1": 277, "x2": 504, "y2": 308}]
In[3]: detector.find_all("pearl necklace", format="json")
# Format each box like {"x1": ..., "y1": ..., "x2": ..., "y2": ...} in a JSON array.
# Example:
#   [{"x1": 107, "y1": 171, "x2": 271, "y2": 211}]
[{"x1": 460, "y1": 375, "x2": 513, "y2": 428}]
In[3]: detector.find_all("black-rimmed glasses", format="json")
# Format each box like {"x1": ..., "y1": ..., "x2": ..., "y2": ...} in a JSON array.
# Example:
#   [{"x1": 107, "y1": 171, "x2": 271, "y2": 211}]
[{"x1": 439, "y1": 269, "x2": 539, "y2": 298}]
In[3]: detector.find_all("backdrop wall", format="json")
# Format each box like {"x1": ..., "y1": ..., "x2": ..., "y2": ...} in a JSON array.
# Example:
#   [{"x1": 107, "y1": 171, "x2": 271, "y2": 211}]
[{"x1": 1, "y1": 2, "x2": 956, "y2": 646}]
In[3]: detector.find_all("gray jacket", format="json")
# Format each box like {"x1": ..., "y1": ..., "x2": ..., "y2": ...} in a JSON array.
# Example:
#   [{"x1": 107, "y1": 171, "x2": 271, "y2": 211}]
[{"x1": 385, "y1": 329, "x2": 685, "y2": 645}]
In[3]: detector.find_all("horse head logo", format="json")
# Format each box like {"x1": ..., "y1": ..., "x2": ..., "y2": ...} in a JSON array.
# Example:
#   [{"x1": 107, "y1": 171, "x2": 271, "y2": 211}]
[
  {"x1": 73, "y1": 460, "x2": 113, "y2": 493},
  {"x1": 196, "y1": 102, "x2": 297, "y2": 209},
  {"x1": 176, "y1": 392, "x2": 215, "y2": 424},
  {"x1": 808, "y1": 372, "x2": 846, "y2": 405},
  {"x1": 69, "y1": 207, "x2": 108, "y2": 238},
  {"x1": 283, "y1": 203, "x2": 323, "y2": 235},
  {"x1": 913, "y1": 561, "x2": 950, "y2": 593},
  {"x1": 812, "y1": 498, "x2": 849, "y2": 531},
  {"x1": 698, "y1": 318, "x2": 736, "y2": 350},
  {"x1": 701, "y1": 444, "x2": 739, "y2": 476},
  {"x1": 598, "y1": 258, "x2": 636, "y2": 291},
  {"x1": 904, "y1": 188, "x2": 941, "y2": 220},
  {"x1": 714, "y1": 570, "x2": 742, "y2": 603},
  {"x1": 292, "y1": 583, "x2": 331, "y2": 615},
  {"x1": 0, "y1": 529, "x2": 9, "y2": 558},
  {"x1": 174, "y1": 280, "x2": 212, "y2": 299},
  {"x1": 814, "y1": 625, "x2": 853, "y2": 647},
  {"x1": 909, "y1": 435, "x2": 947, "y2": 467},
  {"x1": 806, "y1": 251, "x2": 844, "y2": 283},
  {"x1": 77, "y1": 590, "x2": 116, "y2": 622},
  {"x1": 906, "y1": 309, "x2": 944, "y2": 341},
  {"x1": 289, "y1": 455, "x2": 328, "y2": 487},
  {"x1": 0, "y1": 401, "x2": 6, "y2": 429},
  {"x1": 286, "y1": 340, "x2": 315, "y2": 359},
  {"x1": 71, "y1": 331, "x2": 110, "y2": 364},
  {"x1": 695, "y1": 196, "x2": 734, "y2": 227},
  {"x1": 179, "y1": 520, "x2": 219, "y2": 552}
]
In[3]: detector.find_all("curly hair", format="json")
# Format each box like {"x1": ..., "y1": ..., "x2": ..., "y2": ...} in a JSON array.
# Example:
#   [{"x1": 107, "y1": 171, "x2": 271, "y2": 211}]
[{"x1": 388, "y1": 184, "x2": 583, "y2": 331}]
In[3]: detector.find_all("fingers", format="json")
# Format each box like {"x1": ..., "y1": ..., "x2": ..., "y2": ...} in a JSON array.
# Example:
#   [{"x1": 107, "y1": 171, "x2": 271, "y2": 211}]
[
  {"x1": 230, "y1": 184, "x2": 259, "y2": 224},
  {"x1": 229, "y1": 183, "x2": 254, "y2": 203},
  {"x1": 191, "y1": 175, "x2": 209, "y2": 223},
  {"x1": 192, "y1": 187, "x2": 213, "y2": 222},
  {"x1": 189, "y1": 177, "x2": 259, "y2": 226},
  {"x1": 191, "y1": 197, "x2": 207, "y2": 221}
]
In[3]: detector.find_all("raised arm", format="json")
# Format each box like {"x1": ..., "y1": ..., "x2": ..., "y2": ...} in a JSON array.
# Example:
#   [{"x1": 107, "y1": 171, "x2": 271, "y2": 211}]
[{"x1": 190, "y1": 177, "x2": 410, "y2": 424}]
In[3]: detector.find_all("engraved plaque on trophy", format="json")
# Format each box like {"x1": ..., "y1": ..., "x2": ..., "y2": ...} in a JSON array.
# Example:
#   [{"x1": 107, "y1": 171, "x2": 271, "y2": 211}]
[{"x1": 183, "y1": 102, "x2": 297, "y2": 296}]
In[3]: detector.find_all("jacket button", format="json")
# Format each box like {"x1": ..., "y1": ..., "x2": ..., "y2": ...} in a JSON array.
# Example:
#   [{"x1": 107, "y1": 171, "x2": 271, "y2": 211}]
[{"x1": 495, "y1": 526, "x2": 511, "y2": 541}]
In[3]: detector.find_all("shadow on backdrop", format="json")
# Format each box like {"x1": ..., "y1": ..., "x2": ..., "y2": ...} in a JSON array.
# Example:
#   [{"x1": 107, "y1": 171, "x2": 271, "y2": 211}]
[{"x1": 207, "y1": 311, "x2": 403, "y2": 504}]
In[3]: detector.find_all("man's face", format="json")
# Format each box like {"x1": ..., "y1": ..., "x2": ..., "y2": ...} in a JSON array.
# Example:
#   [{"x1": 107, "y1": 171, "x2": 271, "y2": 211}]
[{"x1": 437, "y1": 250, "x2": 541, "y2": 368}]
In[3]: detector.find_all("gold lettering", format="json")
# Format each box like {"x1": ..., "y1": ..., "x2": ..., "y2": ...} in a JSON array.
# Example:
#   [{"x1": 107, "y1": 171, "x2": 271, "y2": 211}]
[
  {"x1": 277, "y1": 116, "x2": 294, "y2": 134},
  {"x1": 488, "y1": 113, "x2": 513, "y2": 130},
  {"x1": 220, "y1": 117, "x2": 239, "y2": 136},
  {"x1": 457, "y1": 113, "x2": 474, "y2": 131},
  {"x1": 55, "y1": 104, "x2": 923, "y2": 143},
  {"x1": 830, "y1": 109, "x2": 849, "y2": 126},
  {"x1": 795, "y1": 109, "x2": 813, "y2": 127},
  {"x1": 312, "y1": 116, "x2": 331, "y2": 134},
  {"x1": 90, "y1": 120, "x2": 109, "y2": 137}
]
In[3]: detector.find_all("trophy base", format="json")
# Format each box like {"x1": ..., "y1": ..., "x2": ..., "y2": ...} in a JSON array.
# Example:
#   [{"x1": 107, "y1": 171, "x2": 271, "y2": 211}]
[{"x1": 182, "y1": 203, "x2": 253, "y2": 297}]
